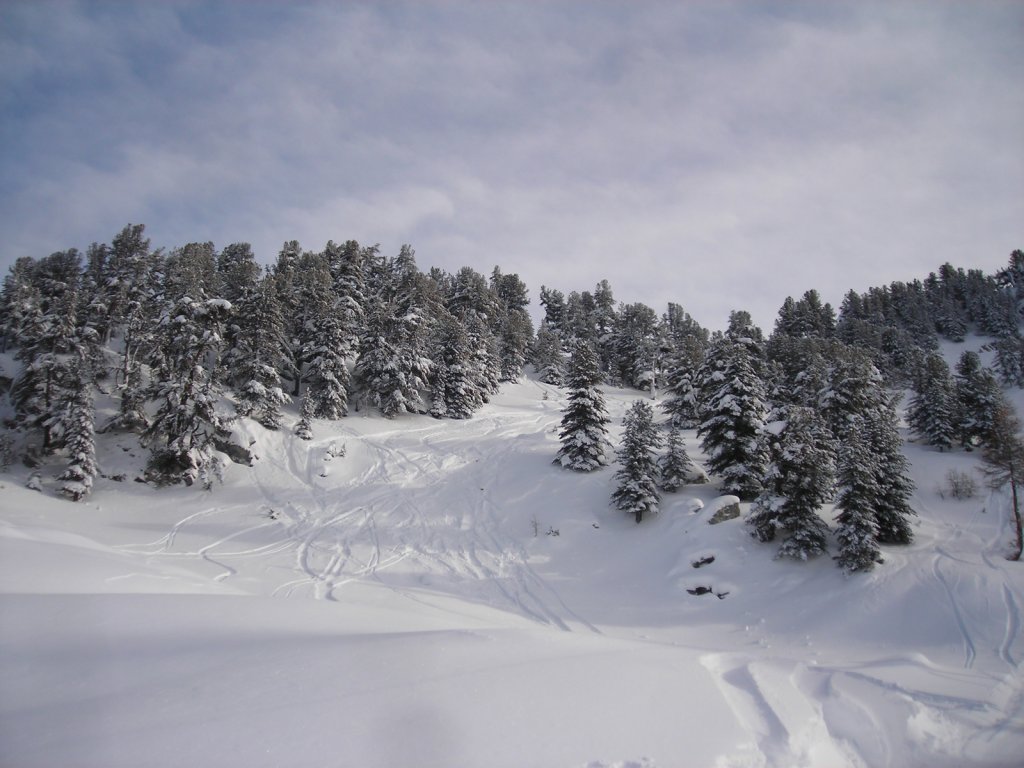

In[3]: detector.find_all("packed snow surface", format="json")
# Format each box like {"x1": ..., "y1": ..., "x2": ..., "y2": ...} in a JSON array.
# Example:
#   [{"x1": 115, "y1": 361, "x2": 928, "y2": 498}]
[{"x1": 2, "y1": 374, "x2": 1023, "y2": 767}]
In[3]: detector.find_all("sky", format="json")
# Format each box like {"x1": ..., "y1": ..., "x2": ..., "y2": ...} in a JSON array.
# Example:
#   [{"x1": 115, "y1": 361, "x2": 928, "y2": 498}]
[{"x1": 1, "y1": 1, "x2": 1021, "y2": 331}]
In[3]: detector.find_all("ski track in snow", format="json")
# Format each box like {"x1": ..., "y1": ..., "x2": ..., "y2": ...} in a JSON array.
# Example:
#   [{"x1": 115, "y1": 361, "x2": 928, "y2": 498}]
[
  {"x1": 999, "y1": 584, "x2": 1019, "y2": 668},
  {"x1": 931, "y1": 551, "x2": 977, "y2": 670},
  {"x1": 117, "y1": 408, "x2": 596, "y2": 634}
]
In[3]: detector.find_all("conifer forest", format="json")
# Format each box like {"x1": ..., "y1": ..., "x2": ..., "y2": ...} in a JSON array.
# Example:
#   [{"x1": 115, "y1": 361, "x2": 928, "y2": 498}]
[{"x1": 4, "y1": 227, "x2": 1024, "y2": 565}]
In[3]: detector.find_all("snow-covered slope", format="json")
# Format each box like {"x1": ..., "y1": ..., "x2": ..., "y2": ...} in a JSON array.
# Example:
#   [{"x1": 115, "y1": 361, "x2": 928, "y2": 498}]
[{"x1": 1, "y1": 375, "x2": 1022, "y2": 768}]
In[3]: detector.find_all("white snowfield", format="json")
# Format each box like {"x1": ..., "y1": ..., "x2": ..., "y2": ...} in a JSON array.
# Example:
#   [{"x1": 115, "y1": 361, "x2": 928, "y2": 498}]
[{"x1": 1, "y1": 374, "x2": 1022, "y2": 768}]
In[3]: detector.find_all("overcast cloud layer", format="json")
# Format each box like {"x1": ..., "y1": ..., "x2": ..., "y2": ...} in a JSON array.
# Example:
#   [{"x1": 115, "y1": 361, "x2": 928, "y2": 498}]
[{"x1": 1, "y1": 1, "x2": 1021, "y2": 330}]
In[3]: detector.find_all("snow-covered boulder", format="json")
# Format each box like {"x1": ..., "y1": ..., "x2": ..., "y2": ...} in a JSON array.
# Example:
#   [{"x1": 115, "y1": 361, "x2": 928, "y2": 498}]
[{"x1": 706, "y1": 495, "x2": 741, "y2": 525}]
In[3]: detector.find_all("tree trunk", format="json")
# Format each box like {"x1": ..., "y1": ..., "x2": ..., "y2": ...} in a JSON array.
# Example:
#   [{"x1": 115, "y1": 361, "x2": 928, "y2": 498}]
[{"x1": 1012, "y1": 481, "x2": 1023, "y2": 561}]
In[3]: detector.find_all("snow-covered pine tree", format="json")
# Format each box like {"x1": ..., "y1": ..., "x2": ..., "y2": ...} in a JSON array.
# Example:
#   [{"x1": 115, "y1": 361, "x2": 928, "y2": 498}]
[
  {"x1": 0, "y1": 256, "x2": 38, "y2": 354},
  {"x1": 215, "y1": 242, "x2": 262, "y2": 381},
  {"x1": 611, "y1": 302, "x2": 659, "y2": 394},
  {"x1": 108, "y1": 284, "x2": 159, "y2": 433},
  {"x1": 563, "y1": 290, "x2": 596, "y2": 345},
  {"x1": 658, "y1": 425, "x2": 694, "y2": 492},
  {"x1": 294, "y1": 391, "x2": 315, "y2": 441},
  {"x1": 907, "y1": 353, "x2": 958, "y2": 451},
  {"x1": 232, "y1": 276, "x2": 291, "y2": 429},
  {"x1": 833, "y1": 418, "x2": 883, "y2": 572},
  {"x1": 163, "y1": 241, "x2": 217, "y2": 303},
  {"x1": 11, "y1": 251, "x2": 81, "y2": 453},
  {"x1": 555, "y1": 340, "x2": 611, "y2": 471},
  {"x1": 661, "y1": 358, "x2": 700, "y2": 429},
  {"x1": 539, "y1": 286, "x2": 567, "y2": 338},
  {"x1": 463, "y1": 311, "x2": 501, "y2": 402},
  {"x1": 496, "y1": 308, "x2": 533, "y2": 383},
  {"x1": 490, "y1": 268, "x2": 533, "y2": 382},
  {"x1": 95, "y1": 223, "x2": 154, "y2": 346},
  {"x1": 429, "y1": 312, "x2": 484, "y2": 419},
  {"x1": 865, "y1": 400, "x2": 916, "y2": 545},
  {"x1": 324, "y1": 239, "x2": 369, "y2": 365},
  {"x1": 955, "y1": 350, "x2": 1004, "y2": 449},
  {"x1": 531, "y1": 326, "x2": 565, "y2": 385},
  {"x1": 592, "y1": 279, "x2": 618, "y2": 380},
  {"x1": 613, "y1": 400, "x2": 663, "y2": 523},
  {"x1": 302, "y1": 276, "x2": 352, "y2": 421},
  {"x1": 747, "y1": 406, "x2": 836, "y2": 559},
  {"x1": 270, "y1": 240, "x2": 304, "y2": 396},
  {"x1": 58, "y1": 355, "x2": 97, "y2": 501},
  {"x1": 696, "y1": 330, "x2": 769, "y2": 500},
  {"x1": 988, "y1": 333, "x2": 1024, "y2": 387},
  {"x1": 143, "y1": 296, "x2": 233, "y2": 487},
  {"x1": 353, "y1": 256, "x2": 432, "y2": 418},
  {"x1": 818, "y1": 348, "x2": 887, "y2": 441}
]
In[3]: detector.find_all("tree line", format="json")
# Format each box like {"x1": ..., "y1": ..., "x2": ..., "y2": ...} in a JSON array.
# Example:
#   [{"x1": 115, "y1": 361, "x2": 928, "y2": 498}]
[
  {"x1": 550, "y1": 252, "x2": 1024, "y2": 567},
  {"x1": 1, "y1": 225, "x2": 1021, "y2": 560}
]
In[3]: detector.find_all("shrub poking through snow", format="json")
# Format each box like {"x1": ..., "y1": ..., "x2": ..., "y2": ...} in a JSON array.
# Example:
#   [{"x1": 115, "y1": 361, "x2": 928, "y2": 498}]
[{"x1": 943, "y1": 469, "x2": 978, "y2": 500}]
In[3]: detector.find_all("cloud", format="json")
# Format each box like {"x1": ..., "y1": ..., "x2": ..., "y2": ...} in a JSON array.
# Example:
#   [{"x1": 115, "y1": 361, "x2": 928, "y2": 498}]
[{"x1": 1, "y1": 1, "x2": 1021, "y2": 331}]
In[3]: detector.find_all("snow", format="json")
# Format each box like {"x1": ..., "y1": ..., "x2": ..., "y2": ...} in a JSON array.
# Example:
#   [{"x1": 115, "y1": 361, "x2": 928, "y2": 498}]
[{"x1": 1, "y1": 373, "x2": 1023, "y2": 767}]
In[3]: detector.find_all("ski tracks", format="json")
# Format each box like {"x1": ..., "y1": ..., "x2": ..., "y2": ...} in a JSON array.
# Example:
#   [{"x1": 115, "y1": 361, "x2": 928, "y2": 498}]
[
  {"x1": 346, "y1": 411, "x2": 599, "y2": 633},
  {"x1": 701, "y1": 655, "x2": 855, "y2": 768},
  {"x1": 931, "y1": 552, "x2": 977, "y2": 669},
  {"x1": 999, "y1": 584, "x2": 1019, "y2": 668},
  {"x1": 119, "y1": 406, "x2": 595, "y2": 632}
]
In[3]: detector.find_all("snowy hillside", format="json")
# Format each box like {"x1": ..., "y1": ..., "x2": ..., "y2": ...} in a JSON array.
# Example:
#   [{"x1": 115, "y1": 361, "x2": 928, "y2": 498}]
[{"x1": 1, "y1": 372, "x2": 1022, "y2": 768}]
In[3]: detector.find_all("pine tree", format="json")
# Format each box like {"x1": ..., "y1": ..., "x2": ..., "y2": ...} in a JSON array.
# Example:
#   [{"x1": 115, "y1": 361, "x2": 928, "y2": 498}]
[
  {"x1": 613, "y1": 400, "x2": 663, "y2": 523},
  {"x1": 97, "y1": 223, "x2": 154, "y2": 345},
  {"x1": 429, "y1": 313, "x2": 484, "y2": 419},
  {"x1": 661, "y1": 359, "x2": 700, "y2": 429},
  {"x1": 834, "y1": 419, "x2": 883, "y2": 572},
  {"x1": 490, "y1": 268, "x2": 533, "y2": 382},
  {"x1": 658, "y1": 426, "x2": 695, "y2": 492},
  {"x1": 539, "y1": 286, "x2": 567, "y2": 337},
  {"x1": 354, "y1": 249, "x2": 432, "y2": 418},
  {"x1": 611, "y1": 302, "x2": 660, "y2": 393},
  {"x1": 355, "y1": 300, "x2": 430, "y2": 418},
  {"x1": 232, "y1": 276, "x2": 291, "y2": 429},
  {"x1": 271, "y1": 240, "x2": 305, "y2": 396},
  {"x1": 58, "y1": 356, "x2": 97, "y2": 501},
  {"x1": 955, "y1": 351, "x2": 1003, "y2": 449},
  {"x1": 747, "y1": 406, "x2": 836, "y2": 559},
  {"x1": 143, "y1": 297, "x2": 233, "y2": 487},
  {"x1": 866, "y1": 401, "x2": 916, "y2": 544},
  {"x1": 294, "y1": 391, "x2": 315, "y2": 441},
  {"x1": 496, "y1": 308, "x2": 534, "y2": 383},
  {"x1": 555, "y1": 341, "x2": 611, "y2": 471},
  {"x1": 531, "y1": 326, "x2": 565, "y2": 385},
  {"x1": 697, "y1": 335, "x2": 769, "y2": 499},
  {"x1": 463, "y1": 311, "x2": 501, "y2": 402},
  {"x1": 0, "y1": 257, "x2": 37, "y2": 354},
  {"x1": 11, "y1": 251, "x2": 82, "y2": 453},
  {"x1": 818, "y1": 349, "x2": 888, "y2": 440},
  {"x1": 303, "y1": 303, "x2": 352, "y2": 421},
  {"x1": 979, "y1": 401, "x2": 1024, "y2": 560},
  {"x1": 907, "y1": 353, "x2": 958, "y2": 451},
  {"x1": 988, "y1": 334, "x2": 1024, "y2": 387}
]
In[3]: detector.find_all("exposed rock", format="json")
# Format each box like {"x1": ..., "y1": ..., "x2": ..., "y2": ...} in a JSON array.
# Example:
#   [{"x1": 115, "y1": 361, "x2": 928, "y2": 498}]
[
  {"x1": 214, "y1": 437, "x2": 254, "y2": 466},
  {"x1": 708, "y1": 502, "x2": 741, "y2": 525}
]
